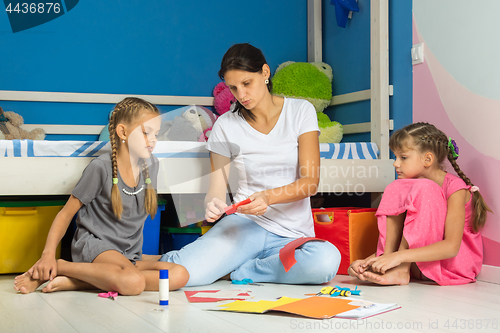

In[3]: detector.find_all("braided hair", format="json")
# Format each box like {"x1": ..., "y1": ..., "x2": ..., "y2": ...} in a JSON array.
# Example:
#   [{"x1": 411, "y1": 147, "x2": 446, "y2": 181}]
[
  {"x1": 389, "y1": 122, "x2": 491, "y2": 232},
  {"x1": 108, "y1": 97, "x2": 159, "y2": 220}
]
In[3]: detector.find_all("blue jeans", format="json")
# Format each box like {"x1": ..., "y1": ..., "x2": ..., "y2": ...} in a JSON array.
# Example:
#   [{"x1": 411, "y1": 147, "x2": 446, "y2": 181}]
[{"x1": 159, "y1": 214, "x2": 341, "y2": 287}]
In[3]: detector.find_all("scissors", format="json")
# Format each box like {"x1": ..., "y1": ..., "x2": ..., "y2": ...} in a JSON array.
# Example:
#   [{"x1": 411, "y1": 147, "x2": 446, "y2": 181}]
[{"x1": 231, "y1": 279, "x2": 263, "y2": 286}]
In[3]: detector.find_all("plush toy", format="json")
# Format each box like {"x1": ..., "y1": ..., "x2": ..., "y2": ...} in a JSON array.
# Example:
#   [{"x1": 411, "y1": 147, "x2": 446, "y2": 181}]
[
  {"x1": 317, "y1": 112, "x2": 343, "y2": 144},
  {"x1": 98, "y1": 110, "x2": 113, "y2": 141},
  {"x1": 0, "y1": 107, "x2": 45, "y2": 140},
  {"x1": 272, "y1": 61, "x2": 343, "y2": 143},
  {"x1": 213, "y1": 82, "x2": 236, "y2": 116},
  {"x1": 158, "y1": 105, "x2": 217, "y2": 142}
]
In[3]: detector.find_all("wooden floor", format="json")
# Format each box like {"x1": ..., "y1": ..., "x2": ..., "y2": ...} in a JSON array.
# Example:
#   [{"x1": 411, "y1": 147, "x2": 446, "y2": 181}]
[{"x1": 1, "y1": 273, "x2": 500, "y2": 333}]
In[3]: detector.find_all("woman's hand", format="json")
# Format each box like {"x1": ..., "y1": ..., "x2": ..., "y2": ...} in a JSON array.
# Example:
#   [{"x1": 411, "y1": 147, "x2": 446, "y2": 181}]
[
  {"x1": 205, "y1": 197, "x2": 227, "y2": 222},
  {"x1": 29, "y1": 253, "x2": 58, "y2": 282},
  {"x1": 236, "y1": 191, "x2": 270, "y2": 216},
  {"x1": 363, "y1": 252, "x2": 404, "y2": 274}
]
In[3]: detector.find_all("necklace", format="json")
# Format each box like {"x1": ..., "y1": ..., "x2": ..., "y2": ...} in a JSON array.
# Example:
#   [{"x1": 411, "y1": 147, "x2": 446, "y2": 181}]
[{"x1": 122, "y1": 185, "x2": 144, "y2": 196}]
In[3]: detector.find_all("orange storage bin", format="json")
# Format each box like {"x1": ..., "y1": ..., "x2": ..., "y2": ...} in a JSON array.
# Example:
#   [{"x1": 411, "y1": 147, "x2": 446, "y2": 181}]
[{"x1": 312, "y1": 207, "x2": 379, "y2": 275}]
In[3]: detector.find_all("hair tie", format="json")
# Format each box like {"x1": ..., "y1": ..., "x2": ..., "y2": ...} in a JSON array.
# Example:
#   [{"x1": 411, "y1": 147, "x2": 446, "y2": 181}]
[
  {"x1": 470, "y1": 185, "x2": 479, "y2": 193},
  {"x1": 145, "y1": 178, "x2": 151, "y2": 185},
  {"x1": 448, "y1": 137, "x2": 459, "y2": 159},
  {"x1": 112, "y1": 178, "x2": 118, "y2": 185}
]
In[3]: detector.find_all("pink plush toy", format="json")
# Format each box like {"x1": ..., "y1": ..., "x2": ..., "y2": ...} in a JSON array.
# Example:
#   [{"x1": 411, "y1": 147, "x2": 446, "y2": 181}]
[{"x1": 213, "y1": 82, "x2": 237, "y2": 116}]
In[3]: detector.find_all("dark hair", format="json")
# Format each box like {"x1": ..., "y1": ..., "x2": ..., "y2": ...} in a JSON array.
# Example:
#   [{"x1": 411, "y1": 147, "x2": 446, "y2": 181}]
[
  {"x1": 390, "y1": 122, "x2": 492, "y2": 232},
  {"x1": 218, "y1": 43, "x2": 272, "y2": 120}
]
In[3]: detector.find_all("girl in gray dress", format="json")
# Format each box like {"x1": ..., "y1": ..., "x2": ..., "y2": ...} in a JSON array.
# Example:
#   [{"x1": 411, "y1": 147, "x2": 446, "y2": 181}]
[{"x1": 14, "y1": 97, "x2": 189, "y2": 295}]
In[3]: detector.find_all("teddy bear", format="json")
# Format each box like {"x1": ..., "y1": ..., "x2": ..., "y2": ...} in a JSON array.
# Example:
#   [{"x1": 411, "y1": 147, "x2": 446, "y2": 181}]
[
  {"x1": 272, "y1": 61, "x2": 343, "y2": 143},
  {"x1": 157, "y1": 105, "x2": 217, "y2": 142},
  {"x1": 213, "y1": 82, "x2": 237, "y2": 116},
  {"x1": 0, "y1": 107, "x2": 45, "y2": 140}
]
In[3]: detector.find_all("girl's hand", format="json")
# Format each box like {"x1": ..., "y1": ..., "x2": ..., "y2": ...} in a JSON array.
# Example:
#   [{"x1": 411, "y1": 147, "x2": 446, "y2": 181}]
[
  {"x1": 29, "y1": 254, "x2": 57, "y2": 282},
  {"x1": 236, "y1": 192, "x2": 270, "y2": 216},
  {"x1": 363, "y1": 252, "x2": 403, "y2": 274},
  {"x1": 205, "y1": 197, "x2": 227, "y2": 222},
  {"x1": 348, "y1": 259, "x2": 368, "y2": 280}
]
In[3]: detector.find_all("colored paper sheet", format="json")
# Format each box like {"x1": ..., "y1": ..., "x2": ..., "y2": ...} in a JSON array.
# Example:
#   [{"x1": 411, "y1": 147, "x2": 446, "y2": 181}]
[
  {"x1": 271, "y1": 296, "x2": 359, "y2": 319},
  {"x1": 215, "y1": 296, "x2": 400, "y2": 320},
  {"x1": 184, "y1": 290, "x2": 252, "y2": 303},
  {"x1": 216, "y1": 296, "x2": 359, "y2": 319},
  {"x1": 217, "y1": 297, "x2": 302, "y2": 313},
  {"x1": 279, "y1": 237, "x2": 325, "y2": 272}
]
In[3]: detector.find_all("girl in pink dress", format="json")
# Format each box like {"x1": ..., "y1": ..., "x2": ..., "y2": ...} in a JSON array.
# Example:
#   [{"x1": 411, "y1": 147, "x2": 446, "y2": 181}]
[{"x1": 348, "y1": 122, "x2": 491, "y2": 285}]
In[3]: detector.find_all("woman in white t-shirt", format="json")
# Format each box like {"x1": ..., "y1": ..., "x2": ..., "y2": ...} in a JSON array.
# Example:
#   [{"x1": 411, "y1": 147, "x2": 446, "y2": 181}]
[{"x1": 159, "y1": 43, "x2": 340, "y2": 286}]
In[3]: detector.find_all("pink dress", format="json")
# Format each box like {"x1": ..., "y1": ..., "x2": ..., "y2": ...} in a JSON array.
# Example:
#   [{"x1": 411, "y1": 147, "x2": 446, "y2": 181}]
[{"x1": 375, "y1": 173, "x2": 483, "y2": 285}]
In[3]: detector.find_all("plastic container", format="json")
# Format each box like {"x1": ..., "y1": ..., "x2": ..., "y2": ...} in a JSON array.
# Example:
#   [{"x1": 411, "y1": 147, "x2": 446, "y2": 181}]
[
  {"x1": 0, "y1": 200, "x2": 65, "y2": 274},
  {"x1": 142, "y1": 204, "x2": 166, "y2": 255}
]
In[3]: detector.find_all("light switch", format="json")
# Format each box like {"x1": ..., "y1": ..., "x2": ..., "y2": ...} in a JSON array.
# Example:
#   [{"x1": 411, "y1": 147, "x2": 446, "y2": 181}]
[{"x1": 411, "y1": 43, "x2": 425, "y2": 65}]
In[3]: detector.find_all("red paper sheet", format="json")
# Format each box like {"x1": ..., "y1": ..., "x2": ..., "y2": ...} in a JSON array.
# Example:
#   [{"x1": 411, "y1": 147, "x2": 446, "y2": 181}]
[
  {"x1": 279, "y1": 237, "x2": 326, "y2": 272},
  {"x1": 184, "y1": 290, "x2": 251, "y2": 303}
]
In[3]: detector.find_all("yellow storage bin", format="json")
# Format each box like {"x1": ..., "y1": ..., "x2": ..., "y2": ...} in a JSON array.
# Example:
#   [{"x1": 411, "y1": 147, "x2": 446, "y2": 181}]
[{"x1": 0, "y1": 200, "x2": 65, "y2": 274}]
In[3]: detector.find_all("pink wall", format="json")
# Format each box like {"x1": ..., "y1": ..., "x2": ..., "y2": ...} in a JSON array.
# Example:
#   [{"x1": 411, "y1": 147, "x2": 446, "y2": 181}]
[{"x1": 413, "y1": 17, "x2": 500, "y2": 267}]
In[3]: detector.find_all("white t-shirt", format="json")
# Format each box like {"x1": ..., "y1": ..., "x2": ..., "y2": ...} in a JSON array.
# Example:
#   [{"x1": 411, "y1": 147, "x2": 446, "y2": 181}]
[{"x1": 206, "y1": 97, "x2": 319, "y2": 238}]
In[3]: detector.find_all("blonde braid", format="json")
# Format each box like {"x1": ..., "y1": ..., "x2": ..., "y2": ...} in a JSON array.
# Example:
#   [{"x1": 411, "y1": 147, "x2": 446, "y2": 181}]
[
  {"x1": 109, "y1": 107, "x2": 123, "y2": 219},
  {"x1": 141, "y1": 158, "x2": 157, "y2": 218}
]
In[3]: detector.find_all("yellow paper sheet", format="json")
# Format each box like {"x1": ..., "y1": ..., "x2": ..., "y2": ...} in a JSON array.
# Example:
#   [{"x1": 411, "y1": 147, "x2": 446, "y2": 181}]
[{"x1": 217, "y1": 296, "x2": 301, "y2": 313}]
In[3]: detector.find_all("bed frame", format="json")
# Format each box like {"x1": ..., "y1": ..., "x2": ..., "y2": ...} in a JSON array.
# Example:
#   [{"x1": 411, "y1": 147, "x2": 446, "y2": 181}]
[{"x1": 0, "y1": 0, "x2": 394, "y2": 197}]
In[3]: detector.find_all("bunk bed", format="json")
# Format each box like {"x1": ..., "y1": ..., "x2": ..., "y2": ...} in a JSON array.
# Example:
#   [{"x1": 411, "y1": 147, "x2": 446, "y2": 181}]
[{"x1": 0, "y1": 0, "x2": 394, "y2": 197}]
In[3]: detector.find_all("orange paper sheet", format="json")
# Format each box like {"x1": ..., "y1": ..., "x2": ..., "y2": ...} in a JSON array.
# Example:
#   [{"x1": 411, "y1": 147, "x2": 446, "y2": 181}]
[{"x1": 217, "y1": 296, "x2": 360, "y2": 319}]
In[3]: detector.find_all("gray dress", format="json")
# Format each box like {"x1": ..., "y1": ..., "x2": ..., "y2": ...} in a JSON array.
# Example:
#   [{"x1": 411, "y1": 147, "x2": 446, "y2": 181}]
[{"x1": 71, "y1": 153, "x2": 159, "y2": 264}]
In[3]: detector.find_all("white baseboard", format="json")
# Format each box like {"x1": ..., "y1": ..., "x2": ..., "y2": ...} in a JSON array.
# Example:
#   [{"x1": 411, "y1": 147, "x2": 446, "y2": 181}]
[{"x1": 477, "y1": 264, "x2": 500, "y2": 284}]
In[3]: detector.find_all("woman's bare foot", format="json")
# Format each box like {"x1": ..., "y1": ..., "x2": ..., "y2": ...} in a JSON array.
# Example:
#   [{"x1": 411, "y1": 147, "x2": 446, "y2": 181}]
[
  {"x1": 42, "y1": 276, "x2": 93, "y2": 293},
  {"x1": 361, "y1": 263, "x2": 411, "y2": 286},
  {"x1": 13, "y1": 272, "x2": 47, "y2": 294}
]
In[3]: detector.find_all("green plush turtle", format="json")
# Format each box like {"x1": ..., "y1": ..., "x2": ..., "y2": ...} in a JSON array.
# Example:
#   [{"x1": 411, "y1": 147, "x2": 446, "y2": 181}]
[{"x1": 272, "y1": 61, "x2": 343, "y2": 143}]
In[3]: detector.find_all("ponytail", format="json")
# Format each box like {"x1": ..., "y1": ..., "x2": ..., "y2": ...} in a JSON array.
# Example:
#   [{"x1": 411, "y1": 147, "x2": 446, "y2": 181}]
[{"x1": 447, "y1": 152, "x2": 491, "y2": 232}]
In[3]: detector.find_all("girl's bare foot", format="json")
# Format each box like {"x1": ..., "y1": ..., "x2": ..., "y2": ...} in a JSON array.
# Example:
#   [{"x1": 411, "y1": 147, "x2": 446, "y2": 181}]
[
  {"x1": 42, "y1": 276, "x2": 93, "y2": 293},
  {"x1": 362, "y1": 263, "x2": 411, "y2": 286},
  {"x1": 13, "y1": 272, "x2": 47, "y2": 294}
]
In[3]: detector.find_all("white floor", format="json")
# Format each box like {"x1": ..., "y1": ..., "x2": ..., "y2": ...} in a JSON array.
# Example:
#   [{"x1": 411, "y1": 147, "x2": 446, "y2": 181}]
[{"x1": 1, "y1": 274, "x2": 500, "y2": 333}]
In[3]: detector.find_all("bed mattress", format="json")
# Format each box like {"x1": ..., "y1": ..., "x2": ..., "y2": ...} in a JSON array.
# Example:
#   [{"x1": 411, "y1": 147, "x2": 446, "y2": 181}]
[{"x1": 0, "y1": 140, "x2": 379, "y2": 160}]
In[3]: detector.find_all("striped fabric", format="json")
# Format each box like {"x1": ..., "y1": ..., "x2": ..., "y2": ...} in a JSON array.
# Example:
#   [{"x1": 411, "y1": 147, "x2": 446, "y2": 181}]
[
  {"x1": 319, "y1": 142, "x2": 379, "y2": 160},
  {"x1": 1, "y1": 140, "x2": 379, "y2": 160}
]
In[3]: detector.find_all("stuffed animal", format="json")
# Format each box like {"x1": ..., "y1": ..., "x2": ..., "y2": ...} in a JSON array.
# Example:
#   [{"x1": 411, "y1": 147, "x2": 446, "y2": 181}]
[
  {"x1": 98, "y1": 110, "x2": 113, "y2": 141},
  {"x1": 0, "y1": 107, "x2": 45, "y2": 140},
  {"x1": 213, "y1": 82, "x2": 236, "y2": 116},
  {"x1": 158, "y1": 105, "x2": 217, "y2": 142},
  {"x1": 272, "y1": 61, "x2": 343, "y2": 143},
  {"x1": 317, "y1": 112, "x2": 343, "y2": 144}
]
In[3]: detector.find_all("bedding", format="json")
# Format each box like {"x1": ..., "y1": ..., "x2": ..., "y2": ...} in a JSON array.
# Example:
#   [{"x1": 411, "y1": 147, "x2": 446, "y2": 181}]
[{"x1": 0, "y1": 140, "x2": 379, "y2": 160}]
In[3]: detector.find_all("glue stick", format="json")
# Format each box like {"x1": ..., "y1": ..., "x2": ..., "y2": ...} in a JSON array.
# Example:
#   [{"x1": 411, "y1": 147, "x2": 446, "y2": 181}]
[{"x1": 159, "y1": 269, "x2": 169, "y2": 306}]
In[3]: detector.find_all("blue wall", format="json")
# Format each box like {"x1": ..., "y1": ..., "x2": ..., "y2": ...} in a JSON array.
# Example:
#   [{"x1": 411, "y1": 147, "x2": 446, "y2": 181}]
[
  {"x1": 322, "y1": 0, "x2": 413, "y2": 143},
  {"x1": 0, "y1": 0, "x2": 308, "y2": 140},
  {"x1": 1, "y1": 0, "x2": 412, "y2": 142}
]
